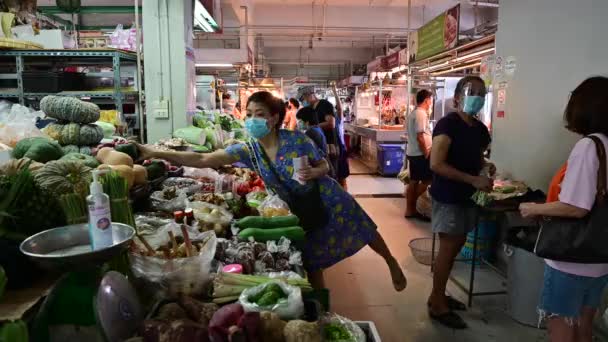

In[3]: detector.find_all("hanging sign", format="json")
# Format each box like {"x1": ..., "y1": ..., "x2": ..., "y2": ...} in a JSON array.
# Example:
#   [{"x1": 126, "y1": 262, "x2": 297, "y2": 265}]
[
  {"x1": 381, "y1": 52, "x2": 401, "y2": 70},
  {"x1": 409, "y1": 4, "x2": 460, "y2": 62},
  {"x1": 367, "y1": 58, "x2": 382, "y2": 74}
]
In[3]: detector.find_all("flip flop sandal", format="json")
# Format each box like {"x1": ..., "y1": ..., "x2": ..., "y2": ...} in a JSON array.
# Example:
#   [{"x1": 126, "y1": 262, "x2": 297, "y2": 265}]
[
  {"x1": 428, "y1": 310, "x2": 468, "y2": 329},
  {"x1": 427, "y1": 296, "x2": 467, "y2": 311}
]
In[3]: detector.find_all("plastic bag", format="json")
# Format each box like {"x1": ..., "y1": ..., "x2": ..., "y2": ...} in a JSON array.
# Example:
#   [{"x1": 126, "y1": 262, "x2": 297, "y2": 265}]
[
  {"x1": 258, "y1": 194, "x2": 291, "y2": 217},
  {"x1": 129, "y1": 224, "x2": 217, "y2": 298},
  {"x1": 238, "y1": 280, "x2": 304, "y2": 320},
  {"x1": 108, "y1": 24, "x2": 138, "y2": 51},
  {"x1": 0, "y1": 103, "x2": 45, "y2": 147},
  {"x1": 161, "y1": 177, "x2": 203, "y2": 195},
  {"x1": 320, "y1": 313, "x2": 366, "y2": 342},
  {"x1": 189, "y1": 201, "x2": 233, "y2": 231},
  {"x1": 183, "y1": 167, "x2": 220, "y2": 181},
  {"x1": 150, "y1": 188, "x2": 188, "y2": 212},
  {"x1": 416, "y1": 190, "x2": 432, "y2": 219},
  {"x1": 245, "y1": 190, "x2": 268, "y2": 208}
]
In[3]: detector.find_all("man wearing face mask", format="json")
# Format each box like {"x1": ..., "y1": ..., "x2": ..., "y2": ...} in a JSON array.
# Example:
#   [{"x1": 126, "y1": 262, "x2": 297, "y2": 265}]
[{"x1": 427, "y1": 76, "x2": 493, "y2": 329}]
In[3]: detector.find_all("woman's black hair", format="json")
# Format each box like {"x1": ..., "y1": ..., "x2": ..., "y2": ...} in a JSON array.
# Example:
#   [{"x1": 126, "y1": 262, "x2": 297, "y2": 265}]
[
  {"x1": 565, "y1": 76, "x2": 608, "y2": 136},
  {"x1": 246, "y1": 91, "x2": 286, "y2": 129},
  {"x1": 454, "y1": 75, "x2": 486, "y2": 97},
  {"x1": 296, "y1": 107, "x2": 319, "y2": 125},
  {"x1": 288, "y1": 98, "x2": 300, "y2": 109}
]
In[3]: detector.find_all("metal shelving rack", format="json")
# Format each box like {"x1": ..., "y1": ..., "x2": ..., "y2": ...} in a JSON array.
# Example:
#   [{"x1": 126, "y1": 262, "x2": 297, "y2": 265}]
[{"x1": 0, "y1": 49, "x2": 141, "y2": 129}]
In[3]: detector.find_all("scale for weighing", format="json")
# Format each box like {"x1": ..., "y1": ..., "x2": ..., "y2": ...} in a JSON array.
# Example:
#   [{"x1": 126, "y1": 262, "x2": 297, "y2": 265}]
[{"x1": 19, "y1": 223, "x2": 142, "y2": 342}]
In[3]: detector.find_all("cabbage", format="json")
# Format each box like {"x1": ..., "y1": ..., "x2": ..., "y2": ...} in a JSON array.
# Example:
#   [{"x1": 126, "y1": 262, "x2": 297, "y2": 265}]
[
  {"x1": 94, "y1": 120, "x2": 116, "y2": 138},
  {"x1": 173, "y1": 126, "x2": 206, "y2": 145}
]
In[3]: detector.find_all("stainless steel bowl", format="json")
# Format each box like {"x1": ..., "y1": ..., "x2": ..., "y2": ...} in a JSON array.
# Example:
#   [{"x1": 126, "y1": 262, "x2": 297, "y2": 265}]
[{"x1": 19, "y1": 223, "x2": 135, "y2": 271}]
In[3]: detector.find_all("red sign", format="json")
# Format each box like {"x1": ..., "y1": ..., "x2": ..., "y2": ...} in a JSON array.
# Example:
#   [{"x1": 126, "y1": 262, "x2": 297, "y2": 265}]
[{"x1": 381, "y1": 52, "x2": 400, "y2": 70}]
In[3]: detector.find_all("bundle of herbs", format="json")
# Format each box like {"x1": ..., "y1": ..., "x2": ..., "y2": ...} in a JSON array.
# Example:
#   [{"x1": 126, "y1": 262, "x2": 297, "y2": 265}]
[
  {"x1": 100, "y1": 171, "x2": 136, "y2": 229},
  {"x1": 59, "y1": 193, "x2": 88, "y2": 225}
]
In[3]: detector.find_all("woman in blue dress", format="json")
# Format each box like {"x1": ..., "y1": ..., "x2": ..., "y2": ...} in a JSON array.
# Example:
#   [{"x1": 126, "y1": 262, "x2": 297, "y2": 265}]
[{"x1": 138, "y1": 91, "x2": 406, "y2": 291}]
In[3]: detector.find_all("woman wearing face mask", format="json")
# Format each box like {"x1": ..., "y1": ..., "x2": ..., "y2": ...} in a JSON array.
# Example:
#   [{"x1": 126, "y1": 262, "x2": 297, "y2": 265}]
[
  {"x1": 427, "y1": 76, "x2": 494, "y2": 329},
  {"x1": 137, "y1": 91, "x2": 407, "y2": 291}
]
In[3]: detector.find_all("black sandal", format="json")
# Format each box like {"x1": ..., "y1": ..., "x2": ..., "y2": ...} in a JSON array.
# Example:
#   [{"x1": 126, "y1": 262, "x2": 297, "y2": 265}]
[
  {"x1": 427, "y1": 296, "x2": 467, "y2": 311},
  {"x1": 428, "y1": 310, "x2": 468, "y2": 329}
]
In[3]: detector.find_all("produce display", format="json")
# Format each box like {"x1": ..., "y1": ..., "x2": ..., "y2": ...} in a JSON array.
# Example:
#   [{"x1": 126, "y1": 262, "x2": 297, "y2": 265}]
[
  {"x1": 40, "y1": 96, "x2": 105, "y2": 153},
  {"x1": 0, "y1": 129, "x2": 376, "y2": 342}
]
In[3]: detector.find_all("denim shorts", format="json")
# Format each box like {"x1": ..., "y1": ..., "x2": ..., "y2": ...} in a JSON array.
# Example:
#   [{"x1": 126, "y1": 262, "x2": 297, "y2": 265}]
[
  {"x1": 539, "y1": 265, "x2": 608, "y2": 321},
  {"x1": 431, "y1": 200, "x2": 478, "y2": 236}
]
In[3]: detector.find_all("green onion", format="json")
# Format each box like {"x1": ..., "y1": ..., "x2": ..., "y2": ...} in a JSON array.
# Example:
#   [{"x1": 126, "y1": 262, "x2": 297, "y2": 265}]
[
  {"x1": 100, "y1": 171, "x2": 136, "y2": 230},
  {"x1": 59, "y1": 193, "x2": 88, "y2": 225},
  {"x1": 212, "y1": 272, "x2": 312, "y2": 302}
]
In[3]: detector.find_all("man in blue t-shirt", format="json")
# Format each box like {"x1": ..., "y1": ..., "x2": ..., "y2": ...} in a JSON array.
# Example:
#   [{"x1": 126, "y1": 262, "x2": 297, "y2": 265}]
[{"x1": 427, "y1": 76, "x2": 494, "y2": 329}]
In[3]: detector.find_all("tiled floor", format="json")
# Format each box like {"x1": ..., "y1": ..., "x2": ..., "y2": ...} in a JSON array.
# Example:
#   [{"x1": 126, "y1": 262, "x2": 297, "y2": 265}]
[{"x1": 324, "y1": 165, "x2": 547, "y2": 342}]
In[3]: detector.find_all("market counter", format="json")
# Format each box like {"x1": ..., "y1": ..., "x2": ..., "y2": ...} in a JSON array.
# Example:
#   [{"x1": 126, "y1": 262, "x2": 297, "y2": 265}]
[{"x1": 344, "y1": 123, "x2": 406, "y2": 175}]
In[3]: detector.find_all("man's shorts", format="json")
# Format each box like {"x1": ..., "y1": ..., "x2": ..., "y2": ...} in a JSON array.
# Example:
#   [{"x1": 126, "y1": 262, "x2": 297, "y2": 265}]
[
  {"x1": 407, "y1": 155, "x2": 432, "y2": 182},
  {"x1": 431, "y1": 199, "x2": 478, "y2": 236}
]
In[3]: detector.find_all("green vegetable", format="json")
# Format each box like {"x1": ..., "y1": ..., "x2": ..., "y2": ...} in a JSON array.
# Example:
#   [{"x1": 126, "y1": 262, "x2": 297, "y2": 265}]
[
  {"x1": 256, "y1": 291, "x2": 282, "y2": 306},
  {"x1": 495, "y1": 185, "x2": 516, "y2": 194},
  {"x1": 101, "y1": 171, "x2": 136, "y2": 229},
  {"x1": 40, "y1": 95, "x2": 100, "y2": 124},
  {"x1": 61, "y1": 145, "x2": 80, "y2": 155},
  {"x1": 191, "y1": 144, "x2": 211, "y2": 153},
  {"x1": 203, "y1": 127, "x2": 218, "y2": 148},
  {"x1": 145, "y1": 161, "x2": 167, "y2": 180},
  {"x1": 59, "y1": 193, "x2": 88, "y2": 225},
  {"x1": 238, "y1": 226, "x2": 305, "y2": 242},
  {"x1": 79, "y1": 146, "x2": 93, "y2": 156},
  {"x1": 217, "y1": 115, "x2": 232, "y2": 132},
  {"x1": 173, "y1": 126, "x2": 206, "y2": 145},
  {"x1": 35, "y1": 160, "x2": 92, "y2": 197},
  {"x1": 236, "y1": 215, "x2": 299, "y2": 229},
  {"x1": 193, "y1": 113, "x2": 212, "y2": 129},
  {"x1": 44, "y1": 122, "x2": 64, "y2": 141},
  {"x1": 204, "y1": 141, "x2": 213, "y2": 150},
  {"x1": 94, "y1": 120, "x2": 116, "y2": 138},
  {"x1": 59, "y1": 123, "x2": 80, "y2": 145},
  {"x1": 78, "y1": 124, "x2": 104, "y2": 146},
  {"x1": 12, "y1": 137, "x2": 63, "y2": 163},
  {"x1": 60, "y1": 152, "x2": 100, "y2": 168},
  {"x1": 114, "y1": 143, "x2": 139, "y2": 161},
  {"x1": 0, "y1": 320, "x2": 28, "y2": 342},
  {"x1": 324, "y1": 323, "x2": 352, "y2": 341}
]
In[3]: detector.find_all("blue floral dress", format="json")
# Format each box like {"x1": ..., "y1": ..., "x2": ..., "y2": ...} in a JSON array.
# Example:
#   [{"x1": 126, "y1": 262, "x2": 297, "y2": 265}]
[{"x1": 225, "y1": 130, "x2": 377, "y2": 272}]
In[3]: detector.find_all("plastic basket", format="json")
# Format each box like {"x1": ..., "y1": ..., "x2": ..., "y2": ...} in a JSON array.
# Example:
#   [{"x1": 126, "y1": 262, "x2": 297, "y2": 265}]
[{"x1": 408, "y1": 237, "x2": 438, "y2": 266}]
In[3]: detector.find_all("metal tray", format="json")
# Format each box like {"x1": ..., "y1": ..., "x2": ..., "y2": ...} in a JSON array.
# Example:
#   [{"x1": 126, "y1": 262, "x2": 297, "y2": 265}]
[{"x1": 20, "y1": 222, "x2": 135, "y2": 271}]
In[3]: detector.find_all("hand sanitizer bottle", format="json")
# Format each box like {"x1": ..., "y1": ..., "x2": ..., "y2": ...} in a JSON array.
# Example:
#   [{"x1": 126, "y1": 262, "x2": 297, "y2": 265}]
[{"x1": 87, "y1": 170, "x2": 113, "y2": 250}]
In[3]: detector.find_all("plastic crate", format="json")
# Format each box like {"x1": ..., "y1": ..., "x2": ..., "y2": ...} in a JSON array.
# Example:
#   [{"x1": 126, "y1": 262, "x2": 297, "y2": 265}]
[{"x1": 377, "y1": 144, "x2": 404, "y2": 176}]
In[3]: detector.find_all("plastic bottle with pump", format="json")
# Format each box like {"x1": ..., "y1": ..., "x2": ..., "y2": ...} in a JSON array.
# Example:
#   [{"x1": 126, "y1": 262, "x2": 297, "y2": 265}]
[{"x1": 87, "y1": 170, "x2": 113, "y2": 250}]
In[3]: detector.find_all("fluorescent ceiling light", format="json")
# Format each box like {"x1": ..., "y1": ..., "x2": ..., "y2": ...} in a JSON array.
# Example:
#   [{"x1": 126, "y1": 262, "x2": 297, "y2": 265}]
[
  {"x1": 469, "y1": 1, "x2": 500, "y2": 8},
  {"x1": 431, "y1": 62, "x2": 481, "y2": 76},
  {"x1": 419, "y1": 61, "x2": 449, "y2": 73},
  {"x1": 195, "y1": 63, "x2": 234, "y2": 67},
  {"x1": 195, "y1": 0, "x2": 219, "y2": 32},
  {"x1": 453, "y1": 47, "x2": 495, "y2": 62}
]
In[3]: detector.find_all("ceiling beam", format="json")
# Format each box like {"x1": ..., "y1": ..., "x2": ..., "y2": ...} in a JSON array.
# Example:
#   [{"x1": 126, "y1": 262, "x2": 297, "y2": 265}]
[{"x1": 38, "y1": 6, "x2": 142, "y2": 15}]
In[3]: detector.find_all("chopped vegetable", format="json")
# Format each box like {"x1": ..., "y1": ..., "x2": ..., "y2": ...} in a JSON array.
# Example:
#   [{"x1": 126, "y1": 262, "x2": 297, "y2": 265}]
[{"x1": 323, "y1": 322, "x2": 352, "y2": 341}]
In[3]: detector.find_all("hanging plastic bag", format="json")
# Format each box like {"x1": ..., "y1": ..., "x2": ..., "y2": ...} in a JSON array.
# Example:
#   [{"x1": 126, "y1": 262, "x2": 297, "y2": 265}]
[
  {"x1": 238, "y1": 280, "x2": 304, "y2": 320},
  {"x1": 161, "y1": 177, "x2": 203, "y2": 195},
  {"x1": 258, "y1": 194, "x2": 291, "y2": 217},
  {"x1": 129, "y1": 225, "x2": 217, "y2": 298}
]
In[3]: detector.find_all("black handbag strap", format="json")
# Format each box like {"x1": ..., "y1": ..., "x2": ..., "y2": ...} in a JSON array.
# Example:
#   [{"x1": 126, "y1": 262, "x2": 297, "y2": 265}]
[{"x1": 587, "y1": 135, "x2": 607, "y2": 201}]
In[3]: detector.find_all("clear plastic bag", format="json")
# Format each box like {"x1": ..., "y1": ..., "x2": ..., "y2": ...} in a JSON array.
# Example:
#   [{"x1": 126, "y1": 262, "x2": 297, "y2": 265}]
[
  {"x1": 129, "y1": 224, "x2": 217, "y2": 298},
  {"x1": 108, "y1": 24, "x2": 138, "y2": 51},
  {"x1": 0, "y1": 103, "x2": 45, "y2": 147},
  {"x1": 150, "y1": 188, "x2": 189, "y2": 212},
  {"x1": 189, "y1": 201, "x2": 233, "y2": 236},
  {"x1": 161, "y1": 177, "x2": 203, "y2": 195},
  {"x1": 238, "y1": 280, "x2": 304, "y2": 320},
  {"x1": 320, "y1": 313, "x2": 366, "y2": 342},
  {"x1": 246, "y1": 190, "x2": 268, "y2": 208},
  {"x1": 258, "y1": 194, "x2": 291, "y2": 217},
  {"x1": 183, "y1": 167, "x2": 220, "y2": 181}
]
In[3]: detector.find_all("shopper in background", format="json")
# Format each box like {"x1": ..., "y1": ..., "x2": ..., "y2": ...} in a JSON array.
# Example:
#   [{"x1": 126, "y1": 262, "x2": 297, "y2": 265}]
[
  {"x1": 405, "y1": 89, "x2": 434, "y2": 219},
  {"x1": 283, "y1": 98, "x2": 299, "y2": 131},
  {"x1": 296, "y1": 106, "x2": 328, "y2": 158},
  {"x1": 137, "y1": 91, "x2": 406, "y2": 292},
  {"x1": 331, "y1": 83, "x2": 351, "y2": 190},
  {"x1": 519, "y1": 77, "x2": 608, "y2": 342},
  {"x1": 427, "y1": 76, "x2": 493, "y2": 329}
]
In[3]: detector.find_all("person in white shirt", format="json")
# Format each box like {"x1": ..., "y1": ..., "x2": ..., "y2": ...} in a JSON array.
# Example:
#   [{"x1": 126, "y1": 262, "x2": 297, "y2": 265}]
[{"x1": 405, "y1": 89, "x2": 434, "y2": 218}]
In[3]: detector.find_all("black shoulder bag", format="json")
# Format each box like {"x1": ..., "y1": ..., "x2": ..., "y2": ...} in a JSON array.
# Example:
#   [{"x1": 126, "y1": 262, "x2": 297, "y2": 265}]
[
  {"x1": 247, "y1": 140, "x2": 329, "y2": 231},
  {"x1": 534, "y1": 135, "x2": 608, "y2": 263}
]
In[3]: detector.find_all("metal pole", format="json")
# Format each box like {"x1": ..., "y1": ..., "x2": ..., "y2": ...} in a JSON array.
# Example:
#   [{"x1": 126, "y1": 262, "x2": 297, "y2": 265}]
[
  {"x1": 405, "y1": 0, "x2": 412, "y2": 120},
  {"x1": 135, "y1": 0, "x2": 144, "y2": 141}
]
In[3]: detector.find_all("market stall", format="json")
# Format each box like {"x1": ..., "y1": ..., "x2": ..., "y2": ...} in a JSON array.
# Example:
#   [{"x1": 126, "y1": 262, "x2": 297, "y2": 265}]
[{"x1": 0, "y1": 95, "x2": 380, "y2": 341}]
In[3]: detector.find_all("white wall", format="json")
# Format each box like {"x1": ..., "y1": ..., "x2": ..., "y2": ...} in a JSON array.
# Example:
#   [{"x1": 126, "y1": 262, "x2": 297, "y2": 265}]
[{"x1": 492, "y1": 0, "x2": 608, "y2": 190}]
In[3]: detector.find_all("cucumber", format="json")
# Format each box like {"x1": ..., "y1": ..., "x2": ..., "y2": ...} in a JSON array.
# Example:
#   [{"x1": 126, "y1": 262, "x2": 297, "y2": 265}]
[
  {"x1": 236, "y1": 215, "x2": 300, "y2": 229},
  {"x1": 238, "y1": 226, "x2": 305, "y2": 242}
]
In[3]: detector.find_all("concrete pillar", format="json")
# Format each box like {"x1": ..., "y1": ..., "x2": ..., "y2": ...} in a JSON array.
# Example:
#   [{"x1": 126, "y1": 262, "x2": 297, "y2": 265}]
[{"x1": 143, "y1": 0, "x2": 196, "y2": 143}]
